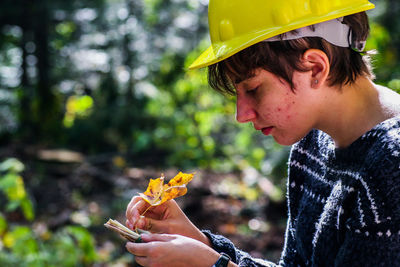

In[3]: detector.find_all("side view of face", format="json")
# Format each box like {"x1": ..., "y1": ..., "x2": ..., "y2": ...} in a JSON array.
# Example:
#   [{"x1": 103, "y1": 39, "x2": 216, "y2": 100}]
[{"x1": 235, "y1": 68, "x2": 321, "y2": 146}]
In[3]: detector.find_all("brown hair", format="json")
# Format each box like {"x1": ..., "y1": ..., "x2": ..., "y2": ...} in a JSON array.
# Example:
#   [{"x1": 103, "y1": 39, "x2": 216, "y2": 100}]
[{"x1": 208, "y1": 12, "x2": 374, "y2": 95}]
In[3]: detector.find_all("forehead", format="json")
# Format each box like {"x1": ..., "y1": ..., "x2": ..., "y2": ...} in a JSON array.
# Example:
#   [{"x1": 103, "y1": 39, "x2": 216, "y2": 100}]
[
  {"x1": 235, "y1": 68, "x2": 291, "y2": 92},
  {"x1": 234, "y1": 76, "x2": 256, "y2": 89},
  {"x1": 233, "y1": 69, "x2": 263, "y2": 88}
]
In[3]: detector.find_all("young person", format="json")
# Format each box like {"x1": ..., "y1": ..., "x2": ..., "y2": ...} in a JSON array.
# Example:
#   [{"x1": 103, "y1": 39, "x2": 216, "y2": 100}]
[{"x1": 125, "y1": 0, "x2": 400, "y2": 266}]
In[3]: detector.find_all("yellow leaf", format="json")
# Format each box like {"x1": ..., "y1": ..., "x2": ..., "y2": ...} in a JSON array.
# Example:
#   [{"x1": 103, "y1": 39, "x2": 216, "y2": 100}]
[
  {"x1": 3, "y1": 232, "x2": 14, "y2": 248},
  {"x1": 112, "y1": 156, "x2": 126, "y2": 168},
  {"x1": 139, "y1": 172, "x2": 194, "y2": 206},
  {"x1": 139, "y1": 175, "x2": 165, "y2": 206}
]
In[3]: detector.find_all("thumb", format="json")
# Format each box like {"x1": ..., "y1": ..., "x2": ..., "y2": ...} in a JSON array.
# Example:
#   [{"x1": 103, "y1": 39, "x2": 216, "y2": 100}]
[{"x1": 137, "y1": 216, "x2": 168, "y2": 233}]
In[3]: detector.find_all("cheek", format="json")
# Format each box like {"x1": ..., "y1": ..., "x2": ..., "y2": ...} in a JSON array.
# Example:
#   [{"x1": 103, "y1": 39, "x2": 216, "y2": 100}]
[
  {"x1": 276, "y1": 98, "x2": 298, "y2": 124},
  {"x1": 258, "y1": 87, "x2": 299, "y2": 124}
]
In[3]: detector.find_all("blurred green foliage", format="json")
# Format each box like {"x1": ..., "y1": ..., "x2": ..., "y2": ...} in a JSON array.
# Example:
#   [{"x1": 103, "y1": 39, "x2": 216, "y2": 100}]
[
  {"x1": 0, "y1": 158, "x2": 100, "y2": 266},
  {"x1": 64, "y1": 95, "x2": 94, "y2": 127},
  {"x1": 0, "y1": 225, "x2": 99, "y2": 267},
  {"x1": 0, "y1": 0, "x2": 398, "y2": 175},
  {"x1": 0, "y1": 158, "x2": 33, "y2": 221},
  {"x1": 0, "y1": 0, "x2": 291, "y2": 183}
]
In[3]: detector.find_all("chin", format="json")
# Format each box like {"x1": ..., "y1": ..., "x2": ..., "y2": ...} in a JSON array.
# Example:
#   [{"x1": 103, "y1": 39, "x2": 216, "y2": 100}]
[{"x1": 272, "y1": 135, "x2": 302, "y2": 146}]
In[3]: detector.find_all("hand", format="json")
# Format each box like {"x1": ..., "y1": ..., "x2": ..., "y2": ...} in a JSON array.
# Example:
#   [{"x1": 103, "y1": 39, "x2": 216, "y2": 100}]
[
  {"x1": 126, "y1": 233, "x2": 220, "y2": 267},
  {"x1": 125, "y1": 196, "x2": 210, "y2": 246}
]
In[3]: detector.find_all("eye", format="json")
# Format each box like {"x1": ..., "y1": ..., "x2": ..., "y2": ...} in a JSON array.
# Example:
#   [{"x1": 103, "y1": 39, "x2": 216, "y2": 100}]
[{"x1": 247, "y1": 86, "x2": 259, "y2": 94}]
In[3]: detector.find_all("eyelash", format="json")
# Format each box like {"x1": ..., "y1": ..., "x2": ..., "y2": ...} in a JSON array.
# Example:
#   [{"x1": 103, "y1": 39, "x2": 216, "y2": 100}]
[{"x1": 247, "y1": 86, "x2": 259, "y2": 94}]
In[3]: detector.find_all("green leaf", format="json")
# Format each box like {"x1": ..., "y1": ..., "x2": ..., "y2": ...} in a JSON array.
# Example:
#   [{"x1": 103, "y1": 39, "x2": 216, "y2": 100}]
[
  {"x1": 0, "y1": 158, "x2": 24, "y2": 173},
  {"x1": 5, "y1": 201, "x2": 20, "y2": 212},
  {"x1": 5, "y1": 226, "x2": 38, "y2": 256},
  {"x1": 20, "y1": 199, "x2": 34, "y2": 221},
  {"x1": 0, "y1": 213, "x2": 7, "y2": 235},
  {"x1": 388, "y1": 79, "x2": 400, "y2": 93},
  {"x1": 65, "y1": 226, "x2": 98, "y2": 264},
  {"x1": 0, "y1": 173, "x2": 18, "y2": 191}
]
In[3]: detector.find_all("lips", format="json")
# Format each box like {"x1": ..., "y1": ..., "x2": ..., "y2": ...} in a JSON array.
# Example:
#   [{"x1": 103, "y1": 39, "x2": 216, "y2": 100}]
[{"x1": 261, "y1": 126, "x2": 273, "y2": 136}]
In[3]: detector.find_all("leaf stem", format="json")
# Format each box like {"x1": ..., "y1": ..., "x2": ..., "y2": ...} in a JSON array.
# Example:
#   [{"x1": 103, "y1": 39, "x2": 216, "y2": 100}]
[
  {"x1": 135, "y1": 205, "x2": 152, "y2": 233},
  {"x1": 141, "y1": 205, "x2": 152, "y2": 217}
]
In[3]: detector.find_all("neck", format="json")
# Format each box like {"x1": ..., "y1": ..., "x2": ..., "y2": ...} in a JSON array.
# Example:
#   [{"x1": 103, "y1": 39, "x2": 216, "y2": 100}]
[{"x1": 315, "y1": 77, "x2": 397, "y2": 148}]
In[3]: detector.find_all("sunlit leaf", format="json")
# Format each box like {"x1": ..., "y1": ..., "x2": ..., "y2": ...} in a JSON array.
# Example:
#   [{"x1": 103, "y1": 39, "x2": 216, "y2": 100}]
[
  {"x1": 112, "y1": 156, "x2": 126, "y2": 169},
  {"x1": 139, "y1": 172, "x2": 194, "y2": 206},
  {"x1": 3, "y1": 226, "x2": 38, "y2": 256},
  {"x1": 65, "y1": 226, "x2": 98, "y2": 264},
  {"x1": 3, "y1": 231, "x2": 15, "y2": 248},
  {"x1": 388, "y1": 79, "x2": 400, "y2": 93},
  {"x1": 63, "y1": 95, "x2": 94, "y2": 128},
  {"x1": 0, "y1": 158, "x2": 24, "y2": 173},
  {"x1": 0, "y1": 166, "x2": 34, "y2": 221},
  {"x1": 0, "y1": 213, "x2": 7, "y2": 235},
  {"x1": 20, "y1": 198, "x2": 34, "y2": 221},
  {"x1": 162, "y1": 171, "x2": 194, "y2": 200},
  {"x1": 139, "y1": 175, "x2": 165, "y2": 206},
  {"x1": 55, "y1": 21, "x2": 76, "y2": 37}
]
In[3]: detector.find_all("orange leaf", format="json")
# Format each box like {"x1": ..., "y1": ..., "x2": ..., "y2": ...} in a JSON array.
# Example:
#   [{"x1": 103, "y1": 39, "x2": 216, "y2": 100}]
[
  {"x1": 139, "y1": 172, "x2": 194, "y2": 206},
  {"x1": 139, "y1": 175, "x2": 165, "y2": 206}
]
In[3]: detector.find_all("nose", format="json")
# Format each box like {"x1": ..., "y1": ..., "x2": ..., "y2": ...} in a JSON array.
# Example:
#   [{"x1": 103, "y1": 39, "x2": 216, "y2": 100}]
[{"x1": 236, "y1": 96, "x2": 256, "y2": 123}]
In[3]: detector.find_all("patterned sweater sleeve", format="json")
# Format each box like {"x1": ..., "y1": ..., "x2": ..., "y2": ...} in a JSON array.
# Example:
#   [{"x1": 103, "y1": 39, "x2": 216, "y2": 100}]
[
  {"x1": 202, "y1": 230, "x2": 289, "y2": 266},
  {"x1": 334, "y1": 135, "x2": 400, "y2": 266}
]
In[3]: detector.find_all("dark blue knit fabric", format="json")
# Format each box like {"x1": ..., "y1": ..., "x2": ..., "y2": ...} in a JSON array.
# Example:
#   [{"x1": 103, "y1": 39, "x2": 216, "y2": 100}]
[{"x1": 204, "y1": 116, "x2": 400, "y2": 266}]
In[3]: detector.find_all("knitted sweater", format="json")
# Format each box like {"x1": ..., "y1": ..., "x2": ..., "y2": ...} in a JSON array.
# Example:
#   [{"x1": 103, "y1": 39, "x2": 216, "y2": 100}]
[{"x1": 204, "y1": 116, "x2": 400, "y2": 266}]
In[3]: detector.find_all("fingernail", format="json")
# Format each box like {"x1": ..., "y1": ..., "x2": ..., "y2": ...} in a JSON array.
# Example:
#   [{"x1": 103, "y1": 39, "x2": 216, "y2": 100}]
[
  {"x1": 140, "y1": 233, "x2": 150, "y2": 240},
  {"x1": 138, "y1": 217, "x2": 145, "y2": 228}
]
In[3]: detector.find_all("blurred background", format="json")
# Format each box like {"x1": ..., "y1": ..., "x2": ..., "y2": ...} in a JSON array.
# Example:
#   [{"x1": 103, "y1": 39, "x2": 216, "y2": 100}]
[{"x1": 0, "y1": 0, "x2": 399, "y2": 266}]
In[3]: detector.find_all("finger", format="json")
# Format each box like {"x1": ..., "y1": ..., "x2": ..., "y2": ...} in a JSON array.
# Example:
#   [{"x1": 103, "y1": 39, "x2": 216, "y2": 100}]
[
  {"x1": 140, "y1": 233, "x2": 174, "y2": 242},
  {"x1": 126, "y1": 195, "x2": 142, "y2": 211},
  {"x1": 136, "y1": 216, "x2": 167, "y2": 233},
  {"x1": 125, "y1": 242, "x2": 149, "y2": 257},
  {"x1": 127, "y1": 199, "x2": 150, "y2": 226},
  {"x1": 131, "y1": 199, "x2": 176, "y2": 223},
  {"x1": 126, "y1": 219, "x2": 134, "y2": 230},
  {"x1": 135, "y1": 216, "x2": 147, "y2": 229},
  {"x1": 126, "y1": 196, "x2": 146, "y2": 219},
  {"x1": 134, "y1": 255, "x2": 148, "y2": 267}
]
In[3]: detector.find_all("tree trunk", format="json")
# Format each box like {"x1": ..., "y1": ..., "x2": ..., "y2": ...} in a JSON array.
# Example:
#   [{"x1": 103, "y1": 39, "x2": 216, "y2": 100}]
[
  {"x1": 33, "y1": 0, "x2": 60, "y2": 139},
  {"x1": 382, "y1": 0, "x2": 400, "y2": 62},
  {"x1": 18, "y1": 0, "x2": 34, "y2": 140}
]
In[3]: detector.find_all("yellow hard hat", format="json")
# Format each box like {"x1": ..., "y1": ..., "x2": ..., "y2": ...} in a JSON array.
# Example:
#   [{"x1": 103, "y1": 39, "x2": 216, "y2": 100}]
[{"x1": 189, "y1": 0, "x2": 375, "y2": 70}]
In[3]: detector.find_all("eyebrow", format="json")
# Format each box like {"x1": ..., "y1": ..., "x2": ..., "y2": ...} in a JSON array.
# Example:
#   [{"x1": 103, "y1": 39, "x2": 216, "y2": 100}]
[
  {"x1": 235, "y1": 78, "x2": 245, "y2": 84},
  {"x1": 235, "y1": 76, "x2": 256, "y2": 88}
]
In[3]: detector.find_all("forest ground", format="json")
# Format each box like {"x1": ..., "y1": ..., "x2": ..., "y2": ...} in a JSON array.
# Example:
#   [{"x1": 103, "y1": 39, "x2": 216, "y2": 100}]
[{"x1": 2, "y1": 146, "x2": 287, "y2": 265}]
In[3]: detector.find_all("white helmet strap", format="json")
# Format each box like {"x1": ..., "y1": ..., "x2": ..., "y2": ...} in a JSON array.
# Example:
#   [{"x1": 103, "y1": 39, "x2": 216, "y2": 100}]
[{"x1": 264, "y1": 17, "x2": 366, "y2": 52}]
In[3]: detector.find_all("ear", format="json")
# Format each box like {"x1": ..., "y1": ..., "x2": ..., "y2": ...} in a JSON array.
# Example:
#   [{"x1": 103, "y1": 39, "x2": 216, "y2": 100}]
[{"x1": 301, "y1": 49, "x2": 330, "y2": 89}]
